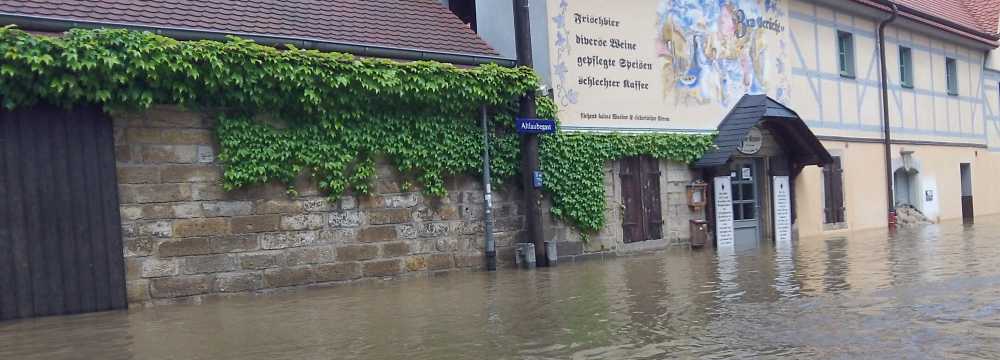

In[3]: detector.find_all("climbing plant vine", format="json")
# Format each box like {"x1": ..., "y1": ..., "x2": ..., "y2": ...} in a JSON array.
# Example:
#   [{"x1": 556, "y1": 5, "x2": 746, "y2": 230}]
[{"x1": 0, "y1": 26, "x2": 714, "y2": 234}]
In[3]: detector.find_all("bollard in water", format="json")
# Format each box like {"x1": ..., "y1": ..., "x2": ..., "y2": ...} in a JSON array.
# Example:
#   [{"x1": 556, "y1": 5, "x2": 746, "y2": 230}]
[
  {"x1": 516, "y1": 243, "x2": 536, "y2": 269},
  {"x1": 545, "y1": 241, "x2": 557, "y2": 266}
]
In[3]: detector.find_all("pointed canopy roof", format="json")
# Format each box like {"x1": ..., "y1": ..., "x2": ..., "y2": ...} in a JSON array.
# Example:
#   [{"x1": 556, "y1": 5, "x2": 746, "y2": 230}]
[{"x1": 694, "y1": 94, "x2": 833, "y2": 169}]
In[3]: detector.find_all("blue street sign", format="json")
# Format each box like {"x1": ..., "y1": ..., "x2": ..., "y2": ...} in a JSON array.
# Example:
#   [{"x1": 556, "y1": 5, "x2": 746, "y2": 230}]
[
  {"x1": 516, "y1": 118, "x2": 556, "y2": 134},
  {"x1": 532, "y1": 171, "x2": 544, "y2": 189}
]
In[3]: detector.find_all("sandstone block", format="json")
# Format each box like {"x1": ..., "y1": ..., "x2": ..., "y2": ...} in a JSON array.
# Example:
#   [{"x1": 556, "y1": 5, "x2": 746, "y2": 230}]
[
  {"x1": 314, "y1": 262, "x2": 361, "y2": 282},
  {"x1": 263, "y1": 267, "x2": 315, "y2": 288},
  {"x1": 239, "y1": 252, "x2": 280, "y2": 270},
  {"x1": 141, "y1": 258, "x2": 179, "y2": 278},
  {"x1": 126, "y1": 257, "x2": 142, "y2": 280},
  {"x1": 125, "y1": 128, "x2": 163, "y2": 143},
  {"x1": 338, "y1": 196, "x2": 357, "y2": 210},
  {"x1": 358, "y1": 226, "x2": 397, "y2": 243},
  {"x1": 191, "y1": 183, "x2": 226, "y2": 201},
  {"x1": 254, "y1": 199, "x2": 303, "y2": 214},
  {"x1": 120, "y1": 205, "x2": 143, "y2": 221},
  {"x1": 405, "y1": 256, "x2": 427, "y2": 271},
  {"x1": 328, "y1": 210, "x2": 361, "y2": 228},
  {"x1": 127, "y1": 184, "x2": 193, "y2": 203},
  {"x1": 454, "y1": 254, "x2": 482, "y2": 269},
  {"x1": 197, "y1": 145, "x2": 215, "y2": 163},
  {"x1": 420, "y1": 222, "x2": 449, "y2": 238},
  {"x1": 213, "y1": 272, "x2": 261, "y2": 293},
  {"x1": 141, "y1": 145, "x2": 198, "y2": 163},
  {"x1": 161, "y1": 129, "x2": 213, "y2": 145},
  {"x1": 426, "y1": 254, "x2": 454, "y2": 271},
  {"x1": 302, "y1": 198, "x2": 332, "y2": 212},
  {"x1": 202, "y1": 201, "x2": 254, "y2": 217},
  {"x1": 281, "y1": 213, "x2": 325, "y2": 231},
  {"x1": 125, "y1": 237, "x2": 154, "y2": 257},
  {"x1": 367, "y1": 208, "x2": 411, "y2": 225},
  {"x1": 126, "y1": 280, "x2": 150, "y2": 303},
  {"x1": 260, "y1": 231, "x2": 317, "y2": 250},
  {"x1": 285, "y1": 246, "x2": 337, "y2": 265},
  {"x1": 146, "y1": 106, "x2": 205, "y2": 128},
  {"x1": 150, "y1": 275, "x2": 212, "y2": 298},
  {"x1": 210, "y1": 234, "x2": 259, "y2": 253},
  {"x1": 160, "y1": 164, "x2": 222, "y2": 183},
  {"x1": 141, "y1": 204, "x2": 174, "y2": 219},
  {"x1": 318, "y1": 228, "x2": 357, "y2": 244},
  {"x1": 381, "y1": 242, "x2": 409, "y2": 257},
  {"x1": 173, "y1": 218, "x2": 229, "y2": 237},
  {"x1": 158, "y1": 237, "x2": 213, "y2": 257},
  {"x1": 336, "y1": 244, "x2": 379, "y2": 262},
  {"x1": 172, "y1": 203, "x2": 203, "y2": 219},
  {"x1": 396, "y1": 224, "x2": 418, "y2": 239},
  {"x1": 231, "y1": 215, "x2": 280, "y2": 234},
  {"x1": 117, "y1": 166, "x2": 160, "y2": 184},
  {"x1": 138, "y1": 220, "x2": 173, "y2": 238},
  {"x1": 383, "y1": 193, "x2": 419, "y2": 208},
  {"x1": 362, "y1": 259, "x2": 402, "y2": 277},
  {"x1": 182, "y1": 254, "x2": 238, "y2": 274}
]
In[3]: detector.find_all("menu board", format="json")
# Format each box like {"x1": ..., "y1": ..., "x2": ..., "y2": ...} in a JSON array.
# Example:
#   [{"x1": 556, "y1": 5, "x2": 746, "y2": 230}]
[{"x1": 714, "y1": 176, "x2": 735, "y2": 248}]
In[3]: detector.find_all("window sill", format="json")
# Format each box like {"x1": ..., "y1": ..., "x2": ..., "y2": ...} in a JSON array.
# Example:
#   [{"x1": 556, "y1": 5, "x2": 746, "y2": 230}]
[
  {"x1": 839, "y1": 74, "x2": 856, "y2": 79},
  {"x1": 901, "y1": 84, "x2": 913, "y2": 90},
  {"x1": 947, "y1": 92, "x2": 959, "y2": 96}
]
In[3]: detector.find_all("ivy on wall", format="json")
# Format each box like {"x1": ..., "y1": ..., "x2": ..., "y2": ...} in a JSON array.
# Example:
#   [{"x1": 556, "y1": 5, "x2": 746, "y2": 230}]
[
  {"x1": 539, "y1": 133, "x2": 715, "y2": 232},
  {"x1": 0, "y1": 26, "x2": 714, "y2": 234}
]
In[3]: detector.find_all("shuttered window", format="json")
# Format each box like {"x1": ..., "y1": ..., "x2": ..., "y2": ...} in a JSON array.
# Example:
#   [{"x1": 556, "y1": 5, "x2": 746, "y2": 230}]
[{"x1": 823, "y1": 156, "x2": 845, "y2": 224}]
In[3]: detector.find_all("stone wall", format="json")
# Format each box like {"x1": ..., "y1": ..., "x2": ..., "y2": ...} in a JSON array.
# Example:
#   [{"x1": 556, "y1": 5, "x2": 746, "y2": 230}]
[
  {"x1": 542, "y1": 158, "x2": 703, "y2": 259},
  {"x1": 114, "y1": 107, "x2": 524, "y2": 304}
]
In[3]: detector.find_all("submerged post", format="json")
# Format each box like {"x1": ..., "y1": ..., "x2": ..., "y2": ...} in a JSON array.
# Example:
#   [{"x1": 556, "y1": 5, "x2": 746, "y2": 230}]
[
  {"x1": 481, "y1": 105, "x2": 497, "y2": 271},
  {"x1": 513, "y1": 0, "x2": 547, "y2": 266}
]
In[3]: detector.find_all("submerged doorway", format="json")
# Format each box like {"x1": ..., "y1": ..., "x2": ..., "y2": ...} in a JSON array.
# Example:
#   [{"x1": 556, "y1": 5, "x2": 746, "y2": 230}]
[
  {"x1": 620, "y1": 155, "x2": 662, "y2": 243},
  {"x1": 731, "y1": 158, "x2": 761, "y2": 250},
  {"x1": 960, "y1": 163, "x2": 973, "y2": 223}
]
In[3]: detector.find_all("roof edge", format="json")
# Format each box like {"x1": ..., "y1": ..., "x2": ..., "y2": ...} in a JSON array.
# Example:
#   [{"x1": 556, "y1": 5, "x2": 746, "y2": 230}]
[
  {"x1": 0, "y1": 13, "x2": 518, "y2": 67},
  {"x1": 852, "y1": 0, "x2": 1000, "y2": 46}
]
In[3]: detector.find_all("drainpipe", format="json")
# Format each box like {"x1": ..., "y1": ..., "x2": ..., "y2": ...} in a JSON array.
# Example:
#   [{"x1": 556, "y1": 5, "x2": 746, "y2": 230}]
[
  {"x1": 876, "y1": 1, "x2": 898, "y2": 229},
  {"x1": 481, "y1": 105, "x2": 497, "y2": 271}
]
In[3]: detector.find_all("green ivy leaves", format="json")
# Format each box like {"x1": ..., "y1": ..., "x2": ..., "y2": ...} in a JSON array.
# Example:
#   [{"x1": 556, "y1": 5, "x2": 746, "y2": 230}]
[
  {"x1": 0, "y1": 26, "x2": 715, "y2": 235},
  {"x1": 539, "y1": 132, "x2": 716, "y2": 233}
]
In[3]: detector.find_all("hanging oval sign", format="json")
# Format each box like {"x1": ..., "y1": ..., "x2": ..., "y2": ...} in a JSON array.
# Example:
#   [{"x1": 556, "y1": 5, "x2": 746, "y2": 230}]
[{"x1": 737, "y1": 126, "x2": 763, "y2": 155}]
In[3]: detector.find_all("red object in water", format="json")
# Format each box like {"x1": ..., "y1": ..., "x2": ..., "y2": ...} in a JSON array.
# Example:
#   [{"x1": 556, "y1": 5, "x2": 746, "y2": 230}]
[{"x1": 888, "y1": 210, "x2": 898, "y2": 229}]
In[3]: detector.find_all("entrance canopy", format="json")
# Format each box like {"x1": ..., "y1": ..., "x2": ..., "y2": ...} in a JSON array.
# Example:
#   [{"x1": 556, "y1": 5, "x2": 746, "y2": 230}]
[{"x1": 694, "y1": 94, "x2": 832, "y2": 170}]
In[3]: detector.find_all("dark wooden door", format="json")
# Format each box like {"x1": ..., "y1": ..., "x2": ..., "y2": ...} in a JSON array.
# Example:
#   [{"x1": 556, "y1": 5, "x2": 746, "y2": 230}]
[
  {"x1": 960, "y1": 163, "x2": 973, "y2": 223},
  {"x1": 620, "y1": 156, "x2": 661, "y2": 243},
  {"x1": 0, "y1": 104, "x2": 126, "y2": 320}
]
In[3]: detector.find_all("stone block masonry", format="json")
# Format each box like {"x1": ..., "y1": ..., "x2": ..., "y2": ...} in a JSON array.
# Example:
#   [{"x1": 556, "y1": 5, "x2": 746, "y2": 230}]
[{"x1": 116, "y1": 107, "x2": 526, "y2": 304}]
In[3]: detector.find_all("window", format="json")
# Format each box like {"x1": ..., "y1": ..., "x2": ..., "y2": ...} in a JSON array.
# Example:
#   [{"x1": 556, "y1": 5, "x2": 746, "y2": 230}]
[
  {"x1": 899, "y1": 46, "x2": 913, "y2": 88},
  {"x1": 823, "y1": 156, "x2": 845, "y2": 224},
  {"x1": 946, "y1": 57, "x2": 958, "y2": 95},
  {"x1": 447, "y1": 0, "x2": 477, "y2": 32},
  {"x1": 837, "y1": 31, "x2": 855, "y2": 78}
]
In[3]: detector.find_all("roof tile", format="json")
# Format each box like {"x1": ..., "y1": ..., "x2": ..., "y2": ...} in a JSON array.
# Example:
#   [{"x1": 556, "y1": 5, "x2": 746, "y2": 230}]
[{"x1": 0, "y1": 0, "x2": 499, "y2": 56}]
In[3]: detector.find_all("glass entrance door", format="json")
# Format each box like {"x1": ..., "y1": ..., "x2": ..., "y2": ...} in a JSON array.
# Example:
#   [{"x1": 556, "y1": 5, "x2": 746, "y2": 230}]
[{"x1": 731, "y1": 159, "x2": 760, "y2": 250}]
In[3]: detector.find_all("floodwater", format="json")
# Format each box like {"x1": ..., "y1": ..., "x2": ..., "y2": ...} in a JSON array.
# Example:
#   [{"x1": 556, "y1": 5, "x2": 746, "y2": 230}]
[{"x1": 3, "y1": 219, "x2": 1000, "y2": 359}]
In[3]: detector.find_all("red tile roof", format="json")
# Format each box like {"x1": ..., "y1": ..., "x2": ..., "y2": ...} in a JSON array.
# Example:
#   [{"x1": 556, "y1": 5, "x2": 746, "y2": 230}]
[
  {"x1": 853, "y1": 0, "x2": 1000, "y2": 45},
  {"x1": 0, "y1": 0, "x2": 499, "y2": 56}
]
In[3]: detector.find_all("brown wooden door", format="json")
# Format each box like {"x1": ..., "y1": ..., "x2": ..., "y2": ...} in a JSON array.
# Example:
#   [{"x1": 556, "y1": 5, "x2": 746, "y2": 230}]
[
  {"x1": 620, "y1": 156, "x2": 662, "y2": 243},
  {"x1": 0, "y1": 104, "x2": 126, "y2": 320}
]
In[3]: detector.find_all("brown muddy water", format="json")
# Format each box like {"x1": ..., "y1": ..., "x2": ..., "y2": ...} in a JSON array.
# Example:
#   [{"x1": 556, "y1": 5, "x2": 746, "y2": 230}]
[{"x1": 3, "y1": 219, "x2": 1000, "y2": 359}]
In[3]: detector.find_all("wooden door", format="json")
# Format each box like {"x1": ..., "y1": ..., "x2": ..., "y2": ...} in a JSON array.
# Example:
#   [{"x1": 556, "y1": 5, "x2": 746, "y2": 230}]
[
  {"x1": 0, "y1": 104, "x2": 126, "y2": 320},
  {"x1": 620, "y1": 156, "x2": 662, "y2": 243}
]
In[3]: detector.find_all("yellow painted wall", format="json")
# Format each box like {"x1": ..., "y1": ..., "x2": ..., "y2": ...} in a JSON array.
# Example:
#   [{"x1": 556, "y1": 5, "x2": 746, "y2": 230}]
[{"x1": 796, "y1": 141, "x2": 1000, "y2": 239}]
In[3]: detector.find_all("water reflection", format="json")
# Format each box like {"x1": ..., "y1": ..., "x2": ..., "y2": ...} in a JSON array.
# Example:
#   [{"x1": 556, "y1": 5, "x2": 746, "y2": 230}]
[{"x1": 3, "y1": 218, "x2": 1000, "y2": 359}]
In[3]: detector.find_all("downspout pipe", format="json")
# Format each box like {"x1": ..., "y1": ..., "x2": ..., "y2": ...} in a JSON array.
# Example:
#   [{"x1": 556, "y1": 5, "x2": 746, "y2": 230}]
[
  {"x1": 0, "y1": 13, "x2": 517, "y2": 67},
  {"x1": 876, "y1": 1, "x2": 898, "y2": 229}
]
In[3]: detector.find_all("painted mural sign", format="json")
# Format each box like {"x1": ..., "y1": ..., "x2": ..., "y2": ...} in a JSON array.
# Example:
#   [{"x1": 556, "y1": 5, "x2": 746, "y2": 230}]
[{"x1": 548, "y1": 0, "x2": 789, "y2": 132}]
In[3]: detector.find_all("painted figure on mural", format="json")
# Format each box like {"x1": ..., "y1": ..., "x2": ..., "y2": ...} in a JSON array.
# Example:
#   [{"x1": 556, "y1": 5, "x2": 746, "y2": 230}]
[{"x1": 657, "y1": 0, "x2": 789, "y2": 108}]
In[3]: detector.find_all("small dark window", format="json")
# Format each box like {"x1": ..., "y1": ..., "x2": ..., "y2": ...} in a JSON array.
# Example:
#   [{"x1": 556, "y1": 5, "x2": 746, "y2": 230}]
[
  {"x1": 823, "y1": 156, "x2": 845, "y2": 224},
  {"x1": 837, "y1": 31, "x2": 855, "y2": 78},
  {"x1": 448, "y1": 0, "x2": 477, "y2": 32},
  {"x1": 899, "y1": 46, "x2": 913, "y2": 88},
  {"x1": 946, "y1": 57, "x2": 958, "y2": 95}
]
